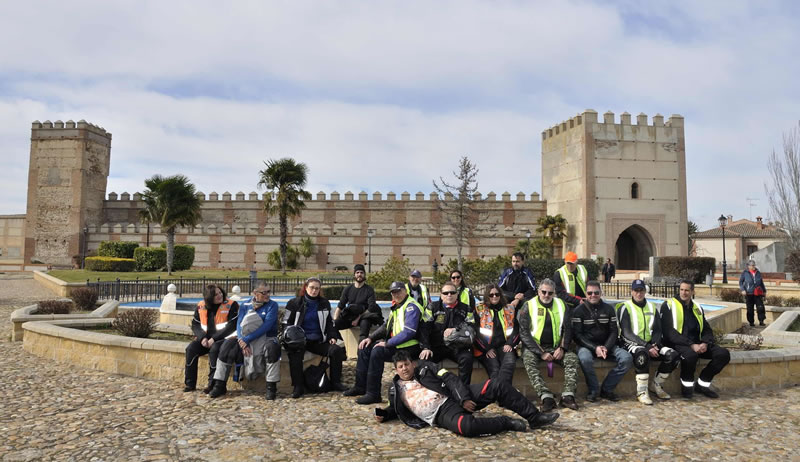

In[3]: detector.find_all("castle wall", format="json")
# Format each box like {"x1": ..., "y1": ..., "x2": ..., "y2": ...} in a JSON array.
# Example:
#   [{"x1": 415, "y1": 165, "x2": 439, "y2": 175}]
[
  {"x1": 0, "y1": 215, "x2": 25, "y2": 263},
  {"x1": 541, "y1": 110, "x2": 688, "y2": 263},
  {"x1": 24, "y1": 121, "x2": 111, "y2": 267},
  {"x1": 93, "y1": 191, "x2": 546, "y2": 271}
]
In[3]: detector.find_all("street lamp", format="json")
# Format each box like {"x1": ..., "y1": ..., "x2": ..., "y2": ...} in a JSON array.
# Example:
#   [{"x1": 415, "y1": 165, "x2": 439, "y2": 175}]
[
  {"x1": 525, "y1": 229, "x2": 532, "y2": 259},
  {"x1": 367, "y1": 228, "x2": 375, "y2": 273},
  {"x1": 432, "y1": 259, "x2": 439, "y2": 277},
  {"x1": 718, "y1": 214, "x2": 728, "y2": 284},
  {"x1": 82, "y1": 226, "x2": 88, "y2": 269}
]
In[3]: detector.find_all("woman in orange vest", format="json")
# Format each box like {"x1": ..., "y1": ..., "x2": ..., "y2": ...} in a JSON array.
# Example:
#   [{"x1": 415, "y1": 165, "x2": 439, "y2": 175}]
[
  {"x1": 184, "y1": 284, "x2": 239, "y2": 392},
  {"x1": 473, "y1": 283, "x2": 520, "y2": 383}
]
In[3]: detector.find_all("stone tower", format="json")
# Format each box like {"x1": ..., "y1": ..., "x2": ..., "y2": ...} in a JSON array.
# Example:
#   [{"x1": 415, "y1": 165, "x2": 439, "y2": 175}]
[
  {"x1": 24, "y1": 120, "x2": 111, "y2": 266},
  {"x1": 541, "y1": 110, "x2": 688, "y2": 270}
]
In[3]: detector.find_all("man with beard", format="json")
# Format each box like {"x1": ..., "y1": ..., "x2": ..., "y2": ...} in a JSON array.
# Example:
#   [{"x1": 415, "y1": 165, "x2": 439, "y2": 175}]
[
  {"x1": 333, "y1": 264, "x2": 383, "y2": 341},
  {"x1": 497, "y1": 252, "x2": 537, "y2": 309}
]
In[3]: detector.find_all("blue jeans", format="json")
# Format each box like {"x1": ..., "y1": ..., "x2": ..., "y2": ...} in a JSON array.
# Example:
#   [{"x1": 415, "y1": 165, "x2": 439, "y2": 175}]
[{"x1": 576, "y1": 345, "x2": 633, "y2": 393}]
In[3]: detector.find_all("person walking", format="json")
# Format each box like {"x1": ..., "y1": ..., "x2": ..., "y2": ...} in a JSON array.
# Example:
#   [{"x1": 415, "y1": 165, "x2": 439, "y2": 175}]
[
  {"x1": 601, "y1": 258, "x2": 616, "y2": 283},
  {"x1": 739, "y1": 260, "x2": 767, "y2": 327}
]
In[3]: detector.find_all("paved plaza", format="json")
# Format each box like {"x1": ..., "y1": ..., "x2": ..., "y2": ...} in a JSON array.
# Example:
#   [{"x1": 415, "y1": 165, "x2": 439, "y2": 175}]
[{"x1": 1, "y1": 275, "x2": 799, "y2": 461}]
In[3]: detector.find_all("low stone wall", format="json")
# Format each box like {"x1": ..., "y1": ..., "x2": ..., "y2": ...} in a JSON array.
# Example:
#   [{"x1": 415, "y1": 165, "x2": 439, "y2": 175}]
[
  {"x1": 33, "y1": 271, "x2": 87, "y2": 297},
  {"x1": 10, "y1": 300, "x2": 119, "y2": 341},
  {"x1": 706, "y1": 306, "x2": 742, "y2": 335},
  {"x1": 760, "y1": 311, "x2": 800, "y2": 346},
  {"x1": 22, "y1": 318, "x2": 321, "y2": 393}
]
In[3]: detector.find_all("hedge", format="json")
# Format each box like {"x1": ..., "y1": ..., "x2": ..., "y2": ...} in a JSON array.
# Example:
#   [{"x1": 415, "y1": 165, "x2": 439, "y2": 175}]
[
  {"x1": 322, "y1": 286, "x2": 346, "y2": 301},
  {"x1": 98, "y1": 241, "x2": 139, "y2": 259},
  {"x1": 159, "y1": 243, "x2": 196, "y2": 271},
  {"x1": 85, "y1": 256, "x2": 137, "y2": 272},
  {"x1": 657, "y1": 257, "x2": 716, "y2": 284},
  {"x1": 134, "y1": 247, "x2": 167, "y2": 271}
]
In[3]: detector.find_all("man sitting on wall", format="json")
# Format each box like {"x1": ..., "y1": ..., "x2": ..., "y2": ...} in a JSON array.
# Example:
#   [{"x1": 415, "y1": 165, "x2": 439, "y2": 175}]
[
  {"x1": 333, "y1": 264, "x2": 384, "y2": 340},
  {"x1": 497, "y1": 252, "x2": 537, "y2": 309}
]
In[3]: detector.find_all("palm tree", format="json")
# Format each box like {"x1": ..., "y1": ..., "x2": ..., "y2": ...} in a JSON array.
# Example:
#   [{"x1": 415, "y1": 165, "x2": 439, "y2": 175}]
[
  {"x1": 298, "y1": 237, "x2": 315, "y2": 269},
  {"x1": 257, "y1": 158, "x2": 311, "y2": 274},
  {"x1": 139, "y1": 174, "x2": 202, "y2": 274},
  {"x1": 536, "y1": 214, "x2": 568, "y2": 257}
]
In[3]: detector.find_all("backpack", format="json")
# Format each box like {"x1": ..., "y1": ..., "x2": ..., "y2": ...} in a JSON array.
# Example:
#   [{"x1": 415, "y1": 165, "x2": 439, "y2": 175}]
[{"x1": 303, "y1": 357, "x2": 331, "y2": 393}]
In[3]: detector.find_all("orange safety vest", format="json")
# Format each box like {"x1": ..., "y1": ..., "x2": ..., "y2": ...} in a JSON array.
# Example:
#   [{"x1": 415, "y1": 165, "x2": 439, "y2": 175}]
[
  {"x1": 197, "y1": 300, "x2": 234, "y2": 333},
  {"x1": 474, "y1": 303, "x2": 516, "y2": 356}
]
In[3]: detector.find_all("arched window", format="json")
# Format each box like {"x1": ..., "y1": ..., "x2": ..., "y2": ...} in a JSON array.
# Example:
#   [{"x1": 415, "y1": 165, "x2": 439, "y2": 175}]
[{"x1": 631, "y1": 182, "x2": 639, "y2": 199}]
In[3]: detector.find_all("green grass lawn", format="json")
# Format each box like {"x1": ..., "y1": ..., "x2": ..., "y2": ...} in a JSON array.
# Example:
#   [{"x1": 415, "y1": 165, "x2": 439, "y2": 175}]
[{"x1": 48, "y1": 269, "x2": 347, "y2": 283}]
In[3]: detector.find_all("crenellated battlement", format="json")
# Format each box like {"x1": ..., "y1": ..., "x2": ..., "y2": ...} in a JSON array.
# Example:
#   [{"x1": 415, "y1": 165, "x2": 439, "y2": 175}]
[
  {"x1": 541, "y1": 109, "x2": 683, "y2": 140},
  {"x1": 105, "y1": 190, "x2": 543, "y2": 202},
  {"x1": 31, "y1": 119, "x2": 112, "y2": 139}
]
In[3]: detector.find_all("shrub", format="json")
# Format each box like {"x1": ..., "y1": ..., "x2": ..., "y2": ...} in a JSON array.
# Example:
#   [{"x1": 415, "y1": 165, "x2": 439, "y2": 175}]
[
  {"x1": 159, "y1": 243, "x2": 195, "y2": 271},
  {"x1": 71, "y1": 287, "x2": 99, "y2": 311},
  {"x1": 719, "y1": 288, "x2": 744, "y2": 303},
  {"x1": 765, "y1": 295, "x2": 784, "y2": 307},
  {"x1": 85, "y1": 256, "x2": 136, "y2": 272},
  {"x1": 267, "y1": 247, "x2": 299, "y2": 270},
  {"x1": 657, "y1": 257, "x2": 716, "y2": 284},
  {"x1": 783, "y1": 296, "x2": 800, "y2": 307},
  {"x1": 113, "y1": 309, "x2": 158, "y2": 338},
  {"x1": 734, "y1": 333, "x2": 763, "y2": 351},
  {"x1": 375, "y1": 289, "x2": 392, "y2": 301},
  {"x1": 134, "y1": 247, "x2": 167, "y2": 271},
  {"x1": 98, "y1": 241, "x2": 139, "y2": 259},
  {"x1": 786, "y1": 250, "x2": 800, "y2": 282},
  {"x1": 322, "y1": 285, "x2": 346, "y2": 300},
  {"x1": 369, "y1": 256, "x2": 412, "y2": 292},
  {"x1": 37, "y1": 300, "x2": 73, "y2": 314}
]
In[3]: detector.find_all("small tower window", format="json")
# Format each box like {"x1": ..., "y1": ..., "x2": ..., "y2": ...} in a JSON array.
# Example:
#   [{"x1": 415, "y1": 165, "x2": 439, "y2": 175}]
[{"x1": 631, "y1": 182, "x2": 639, "y2": 199}]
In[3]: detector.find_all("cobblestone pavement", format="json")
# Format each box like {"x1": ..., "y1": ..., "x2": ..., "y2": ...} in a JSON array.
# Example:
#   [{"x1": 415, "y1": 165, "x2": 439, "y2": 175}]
[{"x1": 2, "y1": 276, "x2": 799, "y2": 461}]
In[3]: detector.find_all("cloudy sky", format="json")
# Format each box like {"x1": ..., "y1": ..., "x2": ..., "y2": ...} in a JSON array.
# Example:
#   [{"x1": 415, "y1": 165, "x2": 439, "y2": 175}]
[{"x1": 1, "y1": 0, "x2": 798, "y2": 230}]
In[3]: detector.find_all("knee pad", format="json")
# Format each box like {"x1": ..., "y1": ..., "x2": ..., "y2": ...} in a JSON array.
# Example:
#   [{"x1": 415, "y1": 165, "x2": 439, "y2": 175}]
[{"x1": 633, "y1": 349, "x2": 649, "y2": 372}]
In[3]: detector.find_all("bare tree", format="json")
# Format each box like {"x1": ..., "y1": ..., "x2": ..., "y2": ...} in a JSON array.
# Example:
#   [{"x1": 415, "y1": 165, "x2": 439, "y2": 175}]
[
  {"x1": 433, "y1": 157, "x2": 487, "y2": 271},
  {"x1": 765, "y1": 121, "x2": 800, "y2": 249}
]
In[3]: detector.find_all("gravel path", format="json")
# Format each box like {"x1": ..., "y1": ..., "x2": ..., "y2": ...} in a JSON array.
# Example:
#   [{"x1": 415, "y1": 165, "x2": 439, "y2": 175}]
[{"x1": 2, "y1": 275, "x2": 799, "y2": 461}]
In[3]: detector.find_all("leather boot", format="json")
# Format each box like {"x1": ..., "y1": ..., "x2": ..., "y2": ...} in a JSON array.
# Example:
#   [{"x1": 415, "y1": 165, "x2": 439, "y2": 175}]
[
  {"x1": 208, "y1": 380, "x2": 227, "y2": 399},
  {"x1": 636, "y1": 374, "x2": 653, "y2": 405},
  {"x1": 265, "y1": 382, "x2": 277, "y2": 401},
  {"x1": 292, "y1": 385, "x2": 304, "y2": 399},
  {"x1": 650, "y1": 372, "x2": 671, "y2": 399}
]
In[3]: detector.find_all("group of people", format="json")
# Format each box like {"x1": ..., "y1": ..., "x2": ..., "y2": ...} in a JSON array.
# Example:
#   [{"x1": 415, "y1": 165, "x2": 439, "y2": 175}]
[{"x1": 181, "y1": 252, "x2": 732, "y2": 437}]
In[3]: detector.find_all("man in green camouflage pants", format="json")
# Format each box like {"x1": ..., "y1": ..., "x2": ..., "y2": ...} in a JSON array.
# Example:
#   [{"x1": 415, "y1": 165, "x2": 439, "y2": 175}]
[{"x1": 519, "y1": 279, "x2": 580, "y2": 411}]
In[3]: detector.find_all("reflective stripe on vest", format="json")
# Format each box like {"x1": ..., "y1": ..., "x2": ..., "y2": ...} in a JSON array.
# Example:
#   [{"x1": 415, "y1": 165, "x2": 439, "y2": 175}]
[
  {"x1": 389, "y1": 298, "x2": 421, "y2": 348},
  {"x1": 476, "y1": 304, "x2": 515, "y2": 343},
  {"x1": 667, "y1": 298, "x2": 704, "y2": 335},
  {"x1": 528, "y1": 297, "x2": 566, "y2": 346},
  {"x1": 557, "y1": 264, "x2": 587, "y2": 295},
  {"x1": 198, "y1": 300, "x2": 234, "y2": 332},
  {"x1": 406, "y1": 282, "x2": 430, "y2": 320},
  {"x1": 622, "y1": 299, "x2": 657, "y2": 342}
]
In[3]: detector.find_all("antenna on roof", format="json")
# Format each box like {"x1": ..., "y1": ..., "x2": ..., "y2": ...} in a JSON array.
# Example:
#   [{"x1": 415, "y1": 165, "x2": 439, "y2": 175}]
[{"x1": 746, "y1": 197, "x2": 759, "y2": 221}]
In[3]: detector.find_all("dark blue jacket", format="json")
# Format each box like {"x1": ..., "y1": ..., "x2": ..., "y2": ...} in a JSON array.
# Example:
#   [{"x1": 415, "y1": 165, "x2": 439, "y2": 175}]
[
  {"x1": 497, "y1": 266, "x2": 537, "y2": 302},
  {"x1": 739, "y1": 269, "x2": 767, "y2": 295}
]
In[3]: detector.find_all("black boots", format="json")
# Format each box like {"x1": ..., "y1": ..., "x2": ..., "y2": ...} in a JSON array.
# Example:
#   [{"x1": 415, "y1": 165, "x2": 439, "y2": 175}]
[
  {"x1": 292, "y1": 385, "x2": 304, "y2": 399},
  {"x1": 208, "y1": 380, "x2": 227, "y2": 399},
  {"x1": 202, "y1": 379, "x2": 214, "y2": 394},
  {"x1": 265, "y1": 382, "x2": 277, "y2": 401}
]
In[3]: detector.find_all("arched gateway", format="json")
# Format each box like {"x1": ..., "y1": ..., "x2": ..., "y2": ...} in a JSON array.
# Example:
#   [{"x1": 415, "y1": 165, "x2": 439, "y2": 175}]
[{"x1": 614, "y1": 225, "x2": 655, "y2": 270}]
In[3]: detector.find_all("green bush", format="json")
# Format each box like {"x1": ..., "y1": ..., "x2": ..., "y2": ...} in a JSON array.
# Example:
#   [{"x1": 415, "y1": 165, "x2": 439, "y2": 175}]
[
  {"x1": 71, "y1": 287, "x2": 99, "y2": 311},
  {"x1": 98, "y1": 241, "x2": 140, "y2": 259},
  {"x1": 85, "y1": 256, "x2": 137, "y2": 272},
  {"x1": 134, "y1": 247, "x2": 167, "y2": 271},
  {"x1": 159, "y1": 243, "x2": 195, "y2": 271},
  {"x1": 783, "y1": 296, "x2": 800, "y2": 307},
  {"x1": 37, "y1": 300, "x2": 73, "y2": 314},
  {"x1": 719, "y1": 288, "x2": 744, "y2": 303},
  {"x1": 657, "y1": 257, "x2": 716, "y2": 284},
  {"x1": 267, "y1": 247, "x2": 299, "y2": 270},
  {"x1": 322, "y1": 285, "x2": 346, "y2": 300},
  {"x1": 786, "y1": 251, "x2": 800, "y2": 283},
  {"x1": 765, "y1": 295, "x2": 784, "y2": 307},
  {"x1": 369, "y1": 256, "x2": 412, "y2": 292},
  {"x1": 113, "y1": 308, "x2": 157, "y2": 338},
  {"x1": 375, "y1": 289, "x2": 392, "y2": 301}
]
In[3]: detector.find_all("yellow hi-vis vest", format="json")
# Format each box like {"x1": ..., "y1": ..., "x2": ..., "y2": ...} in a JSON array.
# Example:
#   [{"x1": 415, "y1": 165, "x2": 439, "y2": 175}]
[
  {"x1": 475, "y1": 303, "x2": 515, "y2": 344},
  {"x1": 527, "y1": 297, "x2": 567, "y2": 346},
  {"x1": 406, "y1": 282, "x2": 430, "y2": 320},
  {"x1": 458, "y1": 286, "x2": 473, "y2": 307},
  {"x1": 667, "y1": 298, "x2": 704, "y2": 335},
  {"x1": 389, "y1": 297, "x2": 421, "y2": 348},
  {"x1": 557, "y1": 264, "x2": 587, "y2": 295},
  {"x1": 618, "y1": 299, "x2": 657, "y2": 342}
]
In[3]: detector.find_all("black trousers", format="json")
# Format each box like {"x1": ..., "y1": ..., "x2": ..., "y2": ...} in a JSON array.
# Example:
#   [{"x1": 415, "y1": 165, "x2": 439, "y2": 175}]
[
  {"x1": 334, "y1": 316, "x2": 376, "y2": 340},
  {"x1": 431, "y1": 346, "x2": 474, "y2": 386},
  {"x1": 434, "y1": 379, "x2": 539, "y2": 437},
  {"x1": 355, "y1": 344, "x2": 423, "y2": 397},
  {"x1": 631, "y1": 347, "x2": 681, "y2": 375},
  {"x1": 673, "y1": 343, "x2": 731, "y2": 384},
  {"x1": 475, "y1": 348, "x2": 517, "y2": 384},
  {"x1": 745, "y1": 295, "x2": 766, "y2": 325},
  {"x1": 185, "y1": 338, "x2": 223, "y2": 388},
  {"x1": 288, "y1": 340, "x2": 346, "y2": 388}
]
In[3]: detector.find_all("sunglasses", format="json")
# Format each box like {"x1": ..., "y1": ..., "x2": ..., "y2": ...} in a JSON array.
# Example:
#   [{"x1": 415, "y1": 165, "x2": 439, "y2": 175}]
[
  {"x1": 539, "y1": 290, "x2": 554, "y2": 296},
  {"x1": 586, "y1": 291, "x2": 601, "y2": 295},
  {"x1": 441, "y1": 291, "x2": 457, "y2": 296},
  {"x1": 254, "y1": 290, "x2": 271, "y2": 295},
  {"x1": 488, "y1": 292, "x2": 501, "y2": 297},
  {"x1": 450, "y1": 275, "x2": 462, "y2": 279}
]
